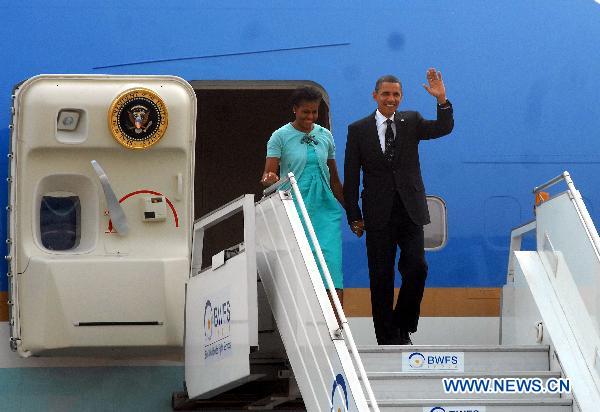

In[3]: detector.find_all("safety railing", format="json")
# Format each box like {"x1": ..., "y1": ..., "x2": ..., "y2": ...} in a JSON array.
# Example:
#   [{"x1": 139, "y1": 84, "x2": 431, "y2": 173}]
[
  {"x1": 504, "y1": 171, "x2": 600, "y2": 411},
  {"x1": 265, "y1": 172, "x2": 379, "y2": 412}
]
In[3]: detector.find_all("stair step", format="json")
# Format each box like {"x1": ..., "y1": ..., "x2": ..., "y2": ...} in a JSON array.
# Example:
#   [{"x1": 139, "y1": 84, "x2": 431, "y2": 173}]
[
  {"x1": 372, "y1": 398, "x2": 573, "y2": 412},
  {"x1": 357, "y1": 345, "x2": 550, "y2": 373},
  {"x1": 363, "y1": 371, "x2": 562, "y2": 400}
]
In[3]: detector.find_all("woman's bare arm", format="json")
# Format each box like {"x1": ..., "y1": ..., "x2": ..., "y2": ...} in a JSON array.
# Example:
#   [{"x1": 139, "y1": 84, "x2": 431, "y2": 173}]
[
  {"x1": 327, "y1": 159, "x2": 345, "y2": 208},
  {"x1": 261, "y1": 157, "x2": 280, "y2": 187}
]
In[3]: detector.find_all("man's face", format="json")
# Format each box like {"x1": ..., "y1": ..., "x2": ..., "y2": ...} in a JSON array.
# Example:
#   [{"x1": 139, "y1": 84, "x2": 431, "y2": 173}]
[{"x1": 373, "y1": 81, "x2": 402, "y2": 118}]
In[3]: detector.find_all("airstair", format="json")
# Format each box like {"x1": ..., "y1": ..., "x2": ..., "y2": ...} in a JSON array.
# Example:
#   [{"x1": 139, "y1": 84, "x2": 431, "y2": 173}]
[{"x1": 176, "y1": 171, "x2": 600, "y2": 411}]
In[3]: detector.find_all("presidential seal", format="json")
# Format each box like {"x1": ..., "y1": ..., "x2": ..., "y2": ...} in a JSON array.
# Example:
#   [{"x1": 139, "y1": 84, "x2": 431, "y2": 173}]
[{"x1": 108, "y1": 88, "x2": 168, "y2": 149}]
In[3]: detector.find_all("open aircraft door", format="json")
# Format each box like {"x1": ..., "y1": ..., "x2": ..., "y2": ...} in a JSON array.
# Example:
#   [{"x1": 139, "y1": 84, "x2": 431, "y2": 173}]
[{"x1": 7, "y1": 75, "x2": 196, "y2": 356}]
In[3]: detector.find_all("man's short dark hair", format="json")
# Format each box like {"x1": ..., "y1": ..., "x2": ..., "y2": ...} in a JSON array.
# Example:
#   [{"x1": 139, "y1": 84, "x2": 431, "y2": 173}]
[
  {"x1": 374, "y1": 75, "x2": 402, "y2": 93},
  {"x1": 290, "y1": 86, "x2": 322, "y2": 107}
]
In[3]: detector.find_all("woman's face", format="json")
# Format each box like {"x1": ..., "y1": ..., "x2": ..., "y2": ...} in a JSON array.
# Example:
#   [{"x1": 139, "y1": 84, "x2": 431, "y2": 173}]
[{"x1": 293, "y1": 100, "x2": 320, "y2": 132}]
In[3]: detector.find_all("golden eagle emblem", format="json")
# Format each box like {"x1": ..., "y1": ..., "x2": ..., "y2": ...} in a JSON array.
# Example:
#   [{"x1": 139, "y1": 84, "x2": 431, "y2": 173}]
[
  {"x1": 127, "y1": 105, "x2": 153, "y2": 134},
  {"x1": 108, "y1": 88, "x2": 168, "y2": 149}
]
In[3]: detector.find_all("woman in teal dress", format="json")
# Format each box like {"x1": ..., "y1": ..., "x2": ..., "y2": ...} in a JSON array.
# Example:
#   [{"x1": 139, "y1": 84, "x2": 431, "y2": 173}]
[{"x1": 261, "y1": 87, "x2": 345, "y2": 306}]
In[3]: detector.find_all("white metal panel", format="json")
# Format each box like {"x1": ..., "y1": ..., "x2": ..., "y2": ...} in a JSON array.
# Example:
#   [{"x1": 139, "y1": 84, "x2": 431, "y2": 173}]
[
  {"x1": 19, "y1": 257, "x2": 186, "y2": 352},
  {"x1": 185, "y1": 252, "x2": 256, "y2": 399},
  {"x1": 512, "y1": 251, "x2": 599, "y2": 411},
  {"x1": 536, "y1": 193, "x2": 600, "y2": 335},
  {"x1": 255, "y1": 191, "x2": 369, "y2": 412},
  {"x1": 184, "y1": 194, "x2": 259, "y2": 399},
  {"x1": 501, "y1": 253, "x2": 544, "y2": 346},
  {"x1": 190, "y1": 194, "x2": 258, "y2": 347},
  {"x1": 534, "y1": 191, "x2": 600, "y2": 396}
]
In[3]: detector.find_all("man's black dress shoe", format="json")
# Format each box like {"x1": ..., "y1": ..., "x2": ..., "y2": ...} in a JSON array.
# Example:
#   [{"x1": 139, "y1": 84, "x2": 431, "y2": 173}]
[
  {"x1": 381, "y1": 330, "x2": 412, "y2": 345},
  {"x1": 397, "y1": 329, "x2": 413, "y2": 345}
]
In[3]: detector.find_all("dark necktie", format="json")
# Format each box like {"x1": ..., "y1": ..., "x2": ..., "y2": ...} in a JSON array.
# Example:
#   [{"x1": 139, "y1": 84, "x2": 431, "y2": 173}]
[{"x1": 384, "y1": 118, "x2": 395, "y2": 162}]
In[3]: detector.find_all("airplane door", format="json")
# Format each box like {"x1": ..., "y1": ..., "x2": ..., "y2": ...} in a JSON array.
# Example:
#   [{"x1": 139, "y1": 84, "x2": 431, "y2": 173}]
[{"x1": 8, "y1": 75, "x2": 196, "y2": 356}]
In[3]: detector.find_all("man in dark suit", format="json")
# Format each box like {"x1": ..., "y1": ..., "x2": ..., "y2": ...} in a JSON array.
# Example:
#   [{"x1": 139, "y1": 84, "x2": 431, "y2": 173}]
[{"x1": 343, "y1": 69, "x2": 454, "y2": 345}]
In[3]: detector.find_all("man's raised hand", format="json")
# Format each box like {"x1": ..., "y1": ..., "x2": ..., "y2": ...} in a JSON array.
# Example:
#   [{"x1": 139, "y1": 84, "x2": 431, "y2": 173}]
[{"x1": 422, "y1": 67, "x2": 447, "y2": 104}]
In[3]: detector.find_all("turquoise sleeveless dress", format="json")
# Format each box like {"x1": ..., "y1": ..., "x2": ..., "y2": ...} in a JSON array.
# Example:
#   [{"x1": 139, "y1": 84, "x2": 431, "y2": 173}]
[{"x1": 296, "y1": 145, "x2": 344, "y2": 290}]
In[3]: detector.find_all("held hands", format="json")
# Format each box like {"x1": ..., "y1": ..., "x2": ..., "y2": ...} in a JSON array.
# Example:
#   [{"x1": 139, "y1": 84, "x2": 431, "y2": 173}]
[
  {"x1": 422, "y1": 67, "x2": 447, "y2": 104},
  {"x1": 350, "y1": 220, "x2": 365, "y2": 238},
  {"x1": 261, "y1": 171, "x2": 280, "y2": 187}
]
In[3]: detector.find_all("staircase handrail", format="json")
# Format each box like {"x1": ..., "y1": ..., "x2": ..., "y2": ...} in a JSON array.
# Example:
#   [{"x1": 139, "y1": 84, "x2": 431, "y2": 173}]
[{"x1": 288, "y1": 172, "x2": 380, "y2": 412}]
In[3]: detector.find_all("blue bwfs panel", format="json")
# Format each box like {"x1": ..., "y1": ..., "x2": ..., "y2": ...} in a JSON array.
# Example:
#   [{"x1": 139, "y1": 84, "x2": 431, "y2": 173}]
[{"x1": 1, "y1": 1, "x2": 600, "y2": 292}]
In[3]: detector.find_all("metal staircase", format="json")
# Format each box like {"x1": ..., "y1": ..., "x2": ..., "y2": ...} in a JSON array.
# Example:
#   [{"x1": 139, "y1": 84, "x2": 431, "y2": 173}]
[
  {"x1": 176, "y1": 171, "x2": 600, "y2": 411},
  {"x1": 357, "y1": 344, "x2": 573, "y2": 411}
]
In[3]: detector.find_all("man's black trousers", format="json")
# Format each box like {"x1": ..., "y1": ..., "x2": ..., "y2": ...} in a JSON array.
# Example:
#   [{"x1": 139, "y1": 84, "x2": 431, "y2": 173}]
[{"x1": 365, "y1": 192, "x2": 428, "y2": 345}]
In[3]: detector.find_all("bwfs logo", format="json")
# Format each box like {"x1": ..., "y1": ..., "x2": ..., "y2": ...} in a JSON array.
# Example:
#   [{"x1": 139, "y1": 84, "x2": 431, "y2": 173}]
[
  {"x1": 404, "y1": 351, "x2": 464, "y2": 372},
  {"x1": 203, "y1": 298, "x2": 231, "y2": 344},
  {"x1": 426, "y1": 407, "x2": 484, "y2": 412},
  {"x1": 203, "y1": 294, "x2": 233, "y2": 362},
  {"x1": 408, "y1": 352, "x2": 426, "y2": 368},
  {"x1": 203, "y1": 300, "x2": 213, "y2": 341},
  {"x1": 330, "y1": 374, "x2": 349, "y2": 412}
]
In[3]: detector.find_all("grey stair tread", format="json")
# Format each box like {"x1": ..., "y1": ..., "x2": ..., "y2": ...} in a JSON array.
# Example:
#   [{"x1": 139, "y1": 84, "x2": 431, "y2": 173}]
[
  {"x1": 371, "y1": 398, "x2": 573, "y2": 406},
  {"x1": 356, "y1": 344, "x2": 551, "y2": 374},
  {"x1": 358, "y1": 345, "x2": 550, "y2": 352},
  {"x1": 363, "y1": 371, "x2": 561, "y2": 379}
]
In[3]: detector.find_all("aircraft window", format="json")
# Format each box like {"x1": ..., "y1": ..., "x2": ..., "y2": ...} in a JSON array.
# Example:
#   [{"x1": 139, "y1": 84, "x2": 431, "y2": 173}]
[
  {"x1": 424, "y1": 195, "x2": 448, "y2": 251},
  {"x1": 40, "y1": 195, "x2": 81, "y2": 251}
]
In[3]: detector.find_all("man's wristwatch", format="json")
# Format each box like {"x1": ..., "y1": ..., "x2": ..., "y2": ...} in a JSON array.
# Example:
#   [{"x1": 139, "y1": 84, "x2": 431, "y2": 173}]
[{"x1": 437, "y1": 99, "x2": 451, "y2": 109}]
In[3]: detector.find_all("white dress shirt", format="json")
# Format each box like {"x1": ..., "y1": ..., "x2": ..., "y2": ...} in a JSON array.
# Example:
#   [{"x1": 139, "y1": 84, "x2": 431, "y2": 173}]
[{"x1": 375, "y1": 110, "x2": 396, "y2": 153}]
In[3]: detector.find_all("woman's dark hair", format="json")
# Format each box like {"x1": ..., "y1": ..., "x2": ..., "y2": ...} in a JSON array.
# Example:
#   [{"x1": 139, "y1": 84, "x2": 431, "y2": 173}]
[{"x1": 290, "y1": 86, "x2": 322, "y2": 107}]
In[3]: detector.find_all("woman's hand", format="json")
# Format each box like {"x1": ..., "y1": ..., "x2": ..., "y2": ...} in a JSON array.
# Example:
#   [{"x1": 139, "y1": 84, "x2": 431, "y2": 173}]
[
  {"x1": 261, "y1": 157, "x2": 281, "y2": 187},
  {"x1": 261, "y1": 171, "x2": 280, "y2": 187}
]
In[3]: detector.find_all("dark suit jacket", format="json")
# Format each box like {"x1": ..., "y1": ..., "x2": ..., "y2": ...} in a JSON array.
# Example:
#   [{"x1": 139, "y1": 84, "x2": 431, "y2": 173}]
[{"x1": 344, "y1": 103, "x2": 454, "y2": 229}]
